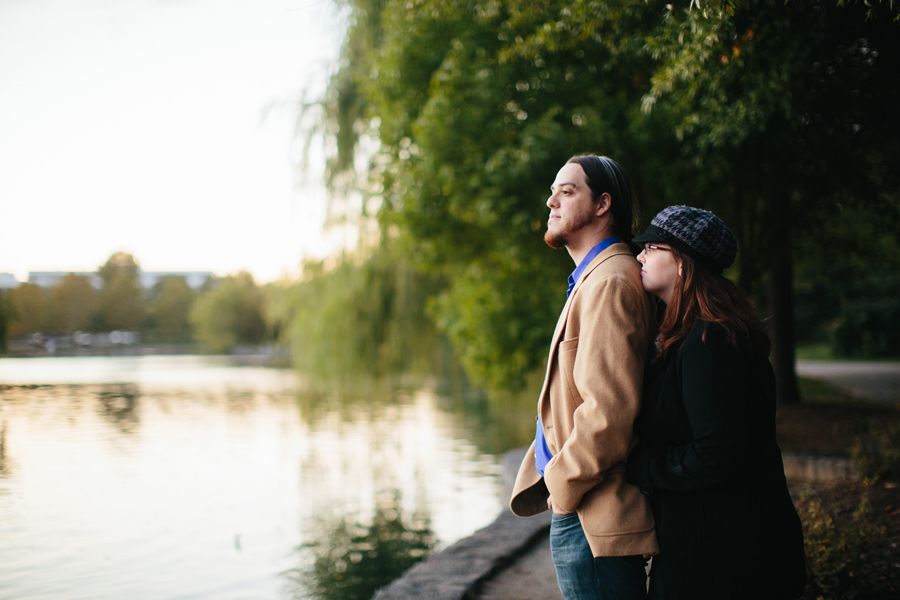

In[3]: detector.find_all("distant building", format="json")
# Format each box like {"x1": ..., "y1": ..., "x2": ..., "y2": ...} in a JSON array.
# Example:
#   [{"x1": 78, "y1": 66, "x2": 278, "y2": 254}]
[
  {"x1": 29, "y1": 271, "x2": 103, "y2": 289},
  {"x1": 27, "y1": 270, "x2": 215, "y2": 291},
  {"x1": 140, "y1": 271, "x2": 214, "y2": 290},
  {"x1": 0, "y1": 273, "x2": 19, "y2": 289}
]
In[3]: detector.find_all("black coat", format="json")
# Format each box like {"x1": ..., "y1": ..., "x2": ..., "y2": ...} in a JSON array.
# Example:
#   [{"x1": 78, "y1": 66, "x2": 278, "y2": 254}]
[{"x1": 626, "y1": 321, "x2": 807, "y2": 600}]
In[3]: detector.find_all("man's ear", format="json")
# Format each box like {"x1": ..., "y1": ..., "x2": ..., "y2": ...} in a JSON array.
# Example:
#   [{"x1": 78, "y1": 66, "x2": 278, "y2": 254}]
[{"x1": 595, "y1": 192, "x2": 612, "y2": 216}]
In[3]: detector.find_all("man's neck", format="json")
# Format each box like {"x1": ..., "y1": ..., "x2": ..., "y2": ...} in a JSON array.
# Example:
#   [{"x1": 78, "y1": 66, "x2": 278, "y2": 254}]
[{"x1": 566, "y1": 224, "x2": 614, "y2": 265}]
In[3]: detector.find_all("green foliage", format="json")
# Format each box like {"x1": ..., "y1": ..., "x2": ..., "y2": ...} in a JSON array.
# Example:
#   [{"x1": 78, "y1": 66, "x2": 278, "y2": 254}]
[
  {"x1": 97, "y1": 251, "x2": 140, "y2": 286},
  {"x1": 308, "y1": 0, "x2": 900, "y2": 391},
  {"x1": 145, "y1": 276, "x2": 196, "y2": 343},
  {"x1": 795, "y1": 195, "x2": 900, "y2": 358},
  {"x1": 316, "y1": 0, "x2": 671, "y2": 389},
  {"x1": 268, "y1": 247, "x2": 448, "y2": 379},
  {"x1": 635, "y1": 0, "x2": 900, "y2": 296},
  {"x1": 97, "y1": 252, "x2": 145, "y2": 331},
  {"x1": 190, "y1": 272, "x2": 268, "y2": 353},
  {"x1": 800, "y1": 488, "x2": 885, "y2": 599},
  {"x1": 47, "y1": 274, "x2": 100, "y2": 334},
  {"x1": 3, "y1": 254, "x2": 204, "y2": 347},
  {"x1": 0, "y1": 292, "x2": 9, "y2": 353},
  {"x1": 429, "y1": 249, "x2": 563, "y2": 391},
  {"x1": 100, "y1": 275, "x2": 144, "y2": 332},
  {"x1": 7, "y1": 283, "x2": 48, "y2": 338},
  {"x1": 851, "y1": 420, "x2": 900, "y2": 480}
]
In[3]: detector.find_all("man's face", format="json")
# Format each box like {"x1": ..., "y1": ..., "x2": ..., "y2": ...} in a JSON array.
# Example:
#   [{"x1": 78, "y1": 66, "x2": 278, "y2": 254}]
[{"x1": 544, "y1": 162, "x2": 596, "y2": 249}]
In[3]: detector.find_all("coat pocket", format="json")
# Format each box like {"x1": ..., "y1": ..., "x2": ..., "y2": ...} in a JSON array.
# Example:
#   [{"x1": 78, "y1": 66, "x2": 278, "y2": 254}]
[{"x1": 577, "y1": 470, "x2": 655, "y2": 537}]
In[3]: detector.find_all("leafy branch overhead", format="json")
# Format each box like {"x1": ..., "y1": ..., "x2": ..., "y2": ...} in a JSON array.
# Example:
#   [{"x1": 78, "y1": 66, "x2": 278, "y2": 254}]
[{"x1": 300, "y1": 0, "x2": 900, "y2": 393}]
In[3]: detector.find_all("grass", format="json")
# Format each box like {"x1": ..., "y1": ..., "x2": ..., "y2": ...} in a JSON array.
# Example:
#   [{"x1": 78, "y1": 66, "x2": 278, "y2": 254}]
[
  {"x1": 797, "y1": 344, "x2": 837, "y2": 360},
  {"x1": 777, "y1": 377, "x2": 898, "y2": 456}
]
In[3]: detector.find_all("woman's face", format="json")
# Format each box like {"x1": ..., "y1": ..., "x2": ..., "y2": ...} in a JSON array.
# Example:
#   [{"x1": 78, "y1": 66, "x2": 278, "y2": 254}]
[{"x1": 636, "y1": 243, "x2": 682, "y2": 304}]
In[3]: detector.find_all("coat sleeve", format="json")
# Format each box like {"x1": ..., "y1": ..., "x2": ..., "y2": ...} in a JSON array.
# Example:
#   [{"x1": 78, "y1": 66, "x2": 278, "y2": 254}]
[
  {"x1": 626, "y1": 324, "x2": 752, "y2": 493},
  {"x1": 543, "y1": 274, "x2": 650, "y2": 513}
]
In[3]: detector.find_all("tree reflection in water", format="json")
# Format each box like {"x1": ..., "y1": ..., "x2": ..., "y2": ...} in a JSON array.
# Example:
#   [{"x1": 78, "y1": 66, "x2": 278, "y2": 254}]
[
  {"x1": 0, "y1": 363, "x2": 504, "y2": 598},
  {"x1": 95, "y1": 383, "x2": 140, "y2": 434},
  {"x1": 283, "y1": 493, "x2": 434, "y2": 600}
]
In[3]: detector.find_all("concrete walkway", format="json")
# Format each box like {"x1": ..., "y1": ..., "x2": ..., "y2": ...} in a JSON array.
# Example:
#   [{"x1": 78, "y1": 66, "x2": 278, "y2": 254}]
[
  {"x1": 472, "y1": 532, "x2": 560, "y2": 600},
  {"x1": 374, "y1": 360, "x2": 898, "y2": 599},
  {"x1": 797, "y1": 359, "x2": 900, "y2": 406}
]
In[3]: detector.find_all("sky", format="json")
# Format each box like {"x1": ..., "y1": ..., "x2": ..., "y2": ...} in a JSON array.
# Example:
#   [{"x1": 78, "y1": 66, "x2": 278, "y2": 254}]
[{"x1": 0, "y1": 0, "x2": 343, "y2": 284}]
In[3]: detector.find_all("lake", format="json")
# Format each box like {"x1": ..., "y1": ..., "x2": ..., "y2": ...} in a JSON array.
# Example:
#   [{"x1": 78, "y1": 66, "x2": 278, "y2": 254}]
[{"x1": 0, "y1": 355, "x2": 522, "y2": 599}]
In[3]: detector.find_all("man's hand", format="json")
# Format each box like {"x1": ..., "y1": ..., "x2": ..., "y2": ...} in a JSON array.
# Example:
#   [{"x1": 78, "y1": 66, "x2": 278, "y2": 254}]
[{"x1": 547, "y1": 496, "x2": 574, "y2": 515}]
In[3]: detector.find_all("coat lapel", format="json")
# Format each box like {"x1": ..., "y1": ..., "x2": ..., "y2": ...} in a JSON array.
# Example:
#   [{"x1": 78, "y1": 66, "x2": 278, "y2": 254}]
[{"x1": 536, "y1": 243, "x2": 632, "y2": 409}]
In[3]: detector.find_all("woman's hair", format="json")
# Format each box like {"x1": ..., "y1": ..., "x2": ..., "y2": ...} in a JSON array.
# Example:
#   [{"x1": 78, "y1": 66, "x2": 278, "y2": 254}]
[
  {"x1": 567, "y1": 154, "x2": 640, "y2": 254},
  {"x1": 656, "y1": 250, "x2": 771, "y2": 357}
]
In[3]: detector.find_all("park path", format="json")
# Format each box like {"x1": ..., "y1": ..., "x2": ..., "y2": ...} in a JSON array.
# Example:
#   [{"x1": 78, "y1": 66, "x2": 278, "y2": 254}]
[{"x1": 797, "y1": 359, "x2": 900, "y2": 405}]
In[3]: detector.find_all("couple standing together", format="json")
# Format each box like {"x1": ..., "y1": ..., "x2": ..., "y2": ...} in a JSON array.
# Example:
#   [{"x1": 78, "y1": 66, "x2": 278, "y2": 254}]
[{"x1": 509, "y1": 154, "x2": 807, "y2": 599}]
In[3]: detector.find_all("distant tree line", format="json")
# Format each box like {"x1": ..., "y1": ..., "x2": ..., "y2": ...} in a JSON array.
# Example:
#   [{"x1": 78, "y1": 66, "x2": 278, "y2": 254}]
[
  {"x1": 287, "y1": 0, "x2": 900, "y2": 402},
  {"x1": 0, "y1": 252, "x2": 270, "y2": 354}
]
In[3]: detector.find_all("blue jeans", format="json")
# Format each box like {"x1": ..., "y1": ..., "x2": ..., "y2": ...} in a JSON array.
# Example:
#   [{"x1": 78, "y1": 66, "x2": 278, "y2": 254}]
[{"x1": 550, "y1": 512, "x2": 648, "y2": 600}]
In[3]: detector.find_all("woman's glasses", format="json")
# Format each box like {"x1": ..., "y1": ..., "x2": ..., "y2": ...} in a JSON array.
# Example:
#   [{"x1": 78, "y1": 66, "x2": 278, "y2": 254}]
[{"x1": 643, "y1": 244, "x2": 672, "y2": 253}]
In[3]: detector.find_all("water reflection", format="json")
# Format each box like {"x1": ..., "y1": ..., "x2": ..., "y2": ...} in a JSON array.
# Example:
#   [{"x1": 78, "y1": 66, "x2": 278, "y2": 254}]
[
  {"x1": 96, "y1": 384, "x2": 140, "y2": 433},
  {"x1": 0, "y1": 422, "x2": 9, "y2": 477},
  {"x1": 0, "y1": 356, "x2": 511, "y2": 599},
  {"x1": 285, "y1": 495, "x2": 434, "y2": 600}
]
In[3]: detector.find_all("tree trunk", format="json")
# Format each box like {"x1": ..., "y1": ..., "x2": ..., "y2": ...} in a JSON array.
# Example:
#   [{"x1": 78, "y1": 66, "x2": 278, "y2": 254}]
[{"x1": 768, "y1": 214, "x2": 801, "y2": 404}]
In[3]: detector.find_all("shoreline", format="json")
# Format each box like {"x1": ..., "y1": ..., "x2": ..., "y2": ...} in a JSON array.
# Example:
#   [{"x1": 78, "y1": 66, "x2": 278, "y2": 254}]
[
  {"x1": 373, "y1": 448, "x2": 548, "y2": 600},
  {"x1": 373, "y1": 448, "x2": 858, "y2": 600}
]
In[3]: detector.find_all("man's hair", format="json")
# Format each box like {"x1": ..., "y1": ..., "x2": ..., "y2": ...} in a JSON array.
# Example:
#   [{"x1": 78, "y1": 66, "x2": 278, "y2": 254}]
[{"x1": 567, "y1": 154, "x2": 639, "y2": 253}]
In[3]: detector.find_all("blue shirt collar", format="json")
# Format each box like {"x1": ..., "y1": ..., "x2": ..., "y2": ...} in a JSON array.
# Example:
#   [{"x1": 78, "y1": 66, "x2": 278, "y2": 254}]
[{"x1": 566, "y1": 235, "x2": 621, "y2": 297}]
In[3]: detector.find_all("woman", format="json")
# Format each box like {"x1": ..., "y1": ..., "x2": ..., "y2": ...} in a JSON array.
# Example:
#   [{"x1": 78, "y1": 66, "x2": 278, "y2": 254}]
[{"x1": 625, "y1": 205, "x2": 807, "y2": 599}]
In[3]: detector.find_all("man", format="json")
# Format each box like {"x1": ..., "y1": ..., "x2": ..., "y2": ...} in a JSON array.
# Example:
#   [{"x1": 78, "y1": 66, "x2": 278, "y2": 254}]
[{"x1": 510, "y1": 154, "x2": 657, "y2": 599}]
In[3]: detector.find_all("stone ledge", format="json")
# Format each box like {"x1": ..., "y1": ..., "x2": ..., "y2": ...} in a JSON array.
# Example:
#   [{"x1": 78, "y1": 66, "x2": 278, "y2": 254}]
[
  {"x1": 372, "y1": 509, "x2": 551, "y2": 600},
  {"x1": 373, "y1": 448, "x2": 545, "y2": 600},
  {"x1": 782, "y1": 452, "x2": 860, "y2": 483}
]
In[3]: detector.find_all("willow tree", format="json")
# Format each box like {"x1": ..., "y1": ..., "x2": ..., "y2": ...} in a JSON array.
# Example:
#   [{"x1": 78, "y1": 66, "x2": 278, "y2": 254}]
[
  {"x1": 319, "y1": 0, "x2": 673, "y2": 390},
  {"x1": 316, "y1": 0, "x2": 900, "y2": 399}
]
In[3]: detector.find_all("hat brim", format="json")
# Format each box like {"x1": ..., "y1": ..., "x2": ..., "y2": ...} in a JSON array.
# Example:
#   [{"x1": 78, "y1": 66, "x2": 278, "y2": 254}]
[{"x1": 632, "y1": 224, "x2": 672, "y2": 245}]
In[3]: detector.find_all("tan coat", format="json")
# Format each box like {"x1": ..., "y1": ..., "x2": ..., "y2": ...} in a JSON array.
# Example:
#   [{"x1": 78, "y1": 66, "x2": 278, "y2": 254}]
[{"x1": 510, "y1": 243, "x2": 659, "y2": 557}]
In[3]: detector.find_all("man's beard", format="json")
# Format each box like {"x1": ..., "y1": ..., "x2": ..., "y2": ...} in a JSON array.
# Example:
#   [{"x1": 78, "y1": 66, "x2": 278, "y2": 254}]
[
  {"x1": 544, "y1": 210, "x2": 593, "y2": 249},
  {"x1": 544, "y1": 229, "x2": 568, "y2": 249}
]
